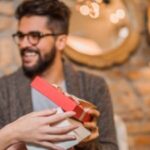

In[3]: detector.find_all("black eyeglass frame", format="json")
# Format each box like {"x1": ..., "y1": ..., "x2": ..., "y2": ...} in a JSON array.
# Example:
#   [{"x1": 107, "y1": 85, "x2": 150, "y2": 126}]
[{"x1": 12, "y1": 31, "x2": 64, "y2": 46}]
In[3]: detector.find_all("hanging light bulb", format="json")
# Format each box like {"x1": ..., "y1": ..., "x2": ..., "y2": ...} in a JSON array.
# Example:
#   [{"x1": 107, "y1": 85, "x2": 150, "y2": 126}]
[
  {"x1": 89, "y1": 9, "x2": 100, "y2": 19},
  {"x1": 110, "y1": 13, "x2": 119, "y2": 24},
  {"x1": 91, "y1": 2, "x2": 100, "y2": 12},
  {"x1": 116, "y1": 9, "x2": 126, "y2": 19},
  {"x1": 118, "y1": 26, "x2": 129, "y2": 38},
  {"x1": 80, "y1": 4, "x2": 90, "y2": 16},
  {"x1": 95, "y1": 0, "x2": 103, "y2": 4},
  {"x1": 89, "y1": 2, "x2": 100, "y2": 19},
  {"x1": 77, "y1": 0, "x2": 101, "y2": 19}
]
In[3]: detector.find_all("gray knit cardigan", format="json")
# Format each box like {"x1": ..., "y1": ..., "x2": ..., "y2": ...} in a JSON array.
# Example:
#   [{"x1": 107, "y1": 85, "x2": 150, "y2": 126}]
[{"x1": 0, "y1": 61, "x2": 118, "y2": 150}]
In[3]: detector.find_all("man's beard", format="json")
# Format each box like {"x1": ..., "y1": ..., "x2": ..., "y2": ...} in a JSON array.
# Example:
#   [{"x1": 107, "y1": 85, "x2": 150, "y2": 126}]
[{"x1": 20, "y1": 46, "x2": 56, "y2": 78}]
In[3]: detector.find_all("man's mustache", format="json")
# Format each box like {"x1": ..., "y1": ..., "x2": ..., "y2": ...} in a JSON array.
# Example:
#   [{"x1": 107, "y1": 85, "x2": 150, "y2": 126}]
[{"x1": 20, "y1": 48, "x2": 40, "y2": 56}]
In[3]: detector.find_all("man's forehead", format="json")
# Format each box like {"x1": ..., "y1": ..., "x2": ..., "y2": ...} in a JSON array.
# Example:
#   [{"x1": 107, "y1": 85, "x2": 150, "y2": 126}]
[{"x1": 18, "y1": 16, "x2": 50, "y2": 32}]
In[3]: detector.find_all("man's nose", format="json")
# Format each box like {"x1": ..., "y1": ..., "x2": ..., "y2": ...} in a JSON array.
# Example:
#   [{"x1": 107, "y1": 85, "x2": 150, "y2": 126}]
[{"x1": 18, "y1": 36, "x2": 31, "y2": 48}]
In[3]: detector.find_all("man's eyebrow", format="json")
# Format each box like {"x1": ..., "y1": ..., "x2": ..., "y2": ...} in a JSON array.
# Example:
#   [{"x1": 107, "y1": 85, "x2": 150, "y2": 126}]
[
  {"x1": 28, "y1": 30, "x2": 41, "y2": 33},
  {"x1": 16, "y1": 30, "x2": 21, "y2": 33},
  {"x1": 16, "y1": 30, "x2": 42, "y2": 33}
]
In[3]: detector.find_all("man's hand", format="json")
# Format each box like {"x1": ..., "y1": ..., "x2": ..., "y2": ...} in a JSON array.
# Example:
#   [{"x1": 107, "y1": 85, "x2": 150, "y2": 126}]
[
  {"x1": 4, "y1": 109, "x2": 78, "y2": 150},
  {"x1": 77, "y1": 100, "x2": 100, "y2": 143},
  {"x1": 7, "y1": 142, "x2": 27, "y2": 150},
  {"x1": 82, "y1": 108, "x2": 100, "y2": 143},
  {"x1": 70, "y1": 98, "x2": 100, "y2": 144}
]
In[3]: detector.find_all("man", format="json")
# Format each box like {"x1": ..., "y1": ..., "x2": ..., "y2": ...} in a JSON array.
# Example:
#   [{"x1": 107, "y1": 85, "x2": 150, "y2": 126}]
[{"x1": 0, "y1": 0, "x2": 118, "y2": 149}]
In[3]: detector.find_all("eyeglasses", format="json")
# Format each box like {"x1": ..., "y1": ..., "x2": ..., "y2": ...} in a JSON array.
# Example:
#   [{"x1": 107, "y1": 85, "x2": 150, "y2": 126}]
[{"x1": 12, "y1": 31, "x2": 63, "y2": 46}]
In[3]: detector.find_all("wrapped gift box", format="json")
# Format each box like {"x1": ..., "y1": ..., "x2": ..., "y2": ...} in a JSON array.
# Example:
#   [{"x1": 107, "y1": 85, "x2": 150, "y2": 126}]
[
  {"x1": 52, "y1": 108, "x2": 91, "y2": 149},
  {"x1": 31, "y1": 76, "x2": 91, "y2": 122},
  {"x1": 27, "y1": 107, "x2": 91, "y2": 150}
]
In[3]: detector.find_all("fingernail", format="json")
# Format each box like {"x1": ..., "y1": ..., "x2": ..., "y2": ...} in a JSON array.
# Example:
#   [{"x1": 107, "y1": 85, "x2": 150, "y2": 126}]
[
  {"x1": 56, "y1": 147, "x2": 65, "y2": 150},
  {"x1": 73, "y1": 124, "x2": 80, "y2": 128},
  {"x1": 64, "y1": 112, "x2": 75, "y2": 117},
  {"x1": 69, "y1": 111, "x2": 76, "y2": 116},
  {"x1": 76, "y1": 125, "x2": 81, "y2": 128},
  {"x1": 51, "y1": 108, "x2": 57, "y2": 112},
  {"x1": 70, "y1": 135, "x2": 76, "y2": 140}
]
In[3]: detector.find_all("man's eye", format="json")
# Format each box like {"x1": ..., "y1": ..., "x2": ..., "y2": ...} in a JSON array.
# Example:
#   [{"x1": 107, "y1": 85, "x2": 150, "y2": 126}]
[
  {"x1": 30, "y1": 32, "x2": 41, "y2": 39},
  {"x1": 17, "y1": 33, "x2": 24, "y2": 39}
]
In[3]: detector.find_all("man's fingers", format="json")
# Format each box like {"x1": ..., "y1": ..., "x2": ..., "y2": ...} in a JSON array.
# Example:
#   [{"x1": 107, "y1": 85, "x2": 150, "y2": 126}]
[
  {"x1": 84, "y1": 122, "x2": 97, "y2": 130},
  {"x1": 86, "y1": 129, "x2": 99, "y2": 142},
  {"x1": 32, "y1": 109, "x2": 57, "y2": 117},
  {"x1": 7, "y1": 143, "x2": 27, "y2": 150},
  {"x1": 88, "y1": 109, "x2": 100, "y2": 118},
  {"x1": 82, "y1": 127, "x2": 99, "y2": 143},
  {"x1": 47, "y1": 125, "x2": 79, "y2": 134},
  {"x1": 43, "y1": 134, "x2": 76, "y2": 142},
  {"x1": 83, "y1": 121, "x2": 99, "y2": 142},
  {"x1": 46, "y1": 111, "x2": 76, "y2": 125}
]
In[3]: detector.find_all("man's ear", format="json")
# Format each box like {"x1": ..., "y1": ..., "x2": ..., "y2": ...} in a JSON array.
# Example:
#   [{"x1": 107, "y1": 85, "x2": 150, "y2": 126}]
[{"x1": 55, "y1": 35, "x2": 67, "y2": 51}]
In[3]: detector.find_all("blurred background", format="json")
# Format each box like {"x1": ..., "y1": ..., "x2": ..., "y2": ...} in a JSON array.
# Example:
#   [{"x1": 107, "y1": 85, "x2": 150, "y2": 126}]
[{"x1": 0, "y1": 0, "x2": 150, "y2": 150}]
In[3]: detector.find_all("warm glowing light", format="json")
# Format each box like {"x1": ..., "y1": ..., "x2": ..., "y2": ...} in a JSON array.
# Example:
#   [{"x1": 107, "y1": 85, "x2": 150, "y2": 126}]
[
  {"x1": 89, "y1": 10, "x2": 100, "y2": 19},
  {"x1": 110, "y1": 13, "x2": 119, "y2": 24},
  {"x1": 89, "y1": 2, "x2": 100, "y2": 19},
  {"x1": 91, "y1": 2, "x2": 100, "y2": 12},
  {"x1": 116, "y1": 9, "x2": 126, "y2": 19},
  {"x1": 95, "y1": 0, "x2": 103, "y2": 3},
  {"x1": 109, "y1": 8, "x2": 126, "y2": 24},
  {"x1": 119, "y1": 27, "x2": 129, "y2": 38},
  {"x1": 67, "y1": 35, "x2": 103, "y2": 55},
  {"x1": 80, "y1": 5, "x2": 90, "y2": 16},
  {"x1": 77, "y1": 0, "x2": 85, "y2": 3},
  {"x1": 77, "y1": 0, "x2": 102, "y2": 19}
]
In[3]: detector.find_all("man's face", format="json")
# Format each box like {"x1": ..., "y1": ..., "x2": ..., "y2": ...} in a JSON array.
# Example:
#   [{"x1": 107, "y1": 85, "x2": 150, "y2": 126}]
[{"x1": 17, "y1": 16, "x2": 57, "y2": 77}]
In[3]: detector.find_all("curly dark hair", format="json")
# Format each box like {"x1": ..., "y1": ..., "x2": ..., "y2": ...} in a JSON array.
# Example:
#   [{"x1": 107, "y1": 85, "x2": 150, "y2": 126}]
[{"x1": 15, "y1": 0, "x2": 71, "y2": 34}]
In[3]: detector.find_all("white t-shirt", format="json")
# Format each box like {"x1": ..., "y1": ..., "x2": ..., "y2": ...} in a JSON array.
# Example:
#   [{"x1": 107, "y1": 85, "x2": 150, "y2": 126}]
[{"x1": 27, "y1": 81, "x2": 66, "y2": 150}]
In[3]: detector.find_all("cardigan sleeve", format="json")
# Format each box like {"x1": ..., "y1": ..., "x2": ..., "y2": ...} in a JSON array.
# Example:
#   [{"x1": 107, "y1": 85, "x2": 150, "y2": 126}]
[
  {"x1": 0, "y1": 77, "x2": 10, "y2": 128},
  {"x1": 75, "y1": 72, "x2": 119, "y2": 150}
]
